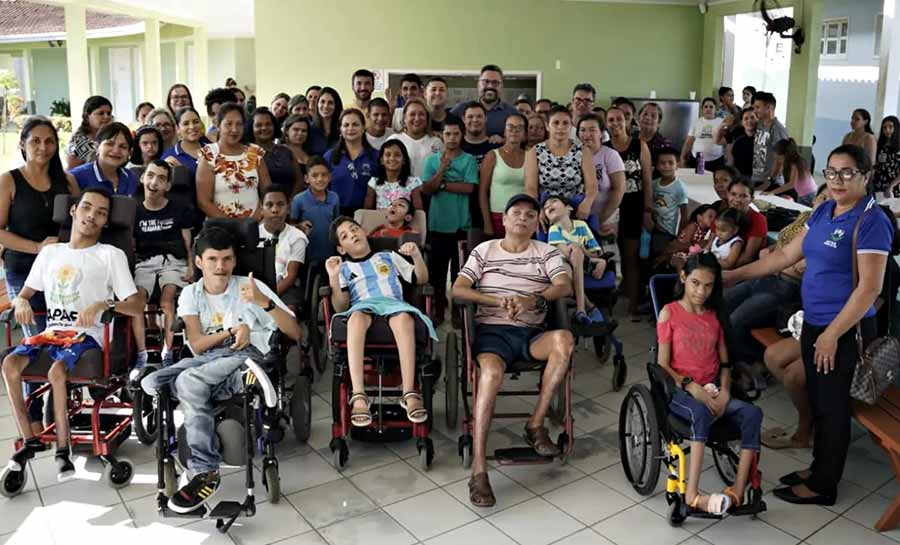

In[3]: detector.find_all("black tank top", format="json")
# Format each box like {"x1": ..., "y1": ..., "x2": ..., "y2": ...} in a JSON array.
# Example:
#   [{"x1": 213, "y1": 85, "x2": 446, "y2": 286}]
[{"x1": 4, "y1": 169, "x2": 69, "y2": 274}]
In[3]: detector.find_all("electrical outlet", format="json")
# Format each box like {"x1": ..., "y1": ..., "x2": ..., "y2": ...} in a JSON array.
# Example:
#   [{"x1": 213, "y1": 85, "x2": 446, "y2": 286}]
[{"x1": 555, "y1": 59, "x2": 561, "y2": 70}]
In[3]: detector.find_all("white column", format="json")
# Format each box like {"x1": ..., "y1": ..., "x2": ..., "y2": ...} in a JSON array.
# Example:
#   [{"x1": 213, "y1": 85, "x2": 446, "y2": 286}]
[
  {"x1": 191, "y1": 26, "x2": 209, "y2": 120},
  {"x1": 63, "y1": 4, "x2": 90, "y2": 119},
  {"x1": 88, "y1": 46, "x2": 100, "y2": 95},
  {"x1": 174, "y1": 39, "x2": 186, "y2": 83},
  {"x1": 876, "y1": 0, "x2": 900, "y2": 121},
  {"x1": 143, "y1": 18, "x2": 163, "y2": 106},
  {"x1": 21, "y1": 47, "x2": 33, "y2": 111}
]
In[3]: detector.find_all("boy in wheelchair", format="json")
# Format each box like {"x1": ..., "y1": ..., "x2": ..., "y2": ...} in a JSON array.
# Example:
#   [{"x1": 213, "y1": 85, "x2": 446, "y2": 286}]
[
  {"x1": 3, "y1": 188, "x2": 145, "y2": 481},
  {"x1": 140, "y1": 226, "x2": 301, "y2": 514},
  {"x1": 325, "y1": 216, "x2": 436, "y2": 426},
  {"x1": 657, "y1": 253, "x2": 762, "y2": 515},
  {"x1": 369, "y1": 197, "x2": 417, "y2": 239}
]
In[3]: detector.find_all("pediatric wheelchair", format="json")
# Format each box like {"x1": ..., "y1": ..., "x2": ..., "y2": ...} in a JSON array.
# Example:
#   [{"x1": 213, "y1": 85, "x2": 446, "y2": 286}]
[
  {"x1": 319, "y1": 235, "x2": 440, "y2": 470},
  {"x1": 149, "y1": 218, "x2": 310, "y2": 532},
  {"x1": 618, "y1": 274, "x2": 767, "y2": 526},
  {"x1": 1, "y1": 195, "x2": 139, "y2": 496}
]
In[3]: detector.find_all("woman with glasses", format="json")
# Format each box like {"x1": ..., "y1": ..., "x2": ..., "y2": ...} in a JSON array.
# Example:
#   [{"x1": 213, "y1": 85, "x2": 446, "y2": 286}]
[
  {"x1": 726, "y1": 145, "x2": 893, "y2": 506},
  {"x1": 166, "y1": 84, "x2": 194, "y2": 116},
  {"x1": 147, "y1": 108, "x2": 178, "y2": 151},
  {"x1": 325, "y1": 108, "x2": 379, "y2": 215},
  {"x1": 480, "y1": 113, "x2": 527, "y2": 236}
]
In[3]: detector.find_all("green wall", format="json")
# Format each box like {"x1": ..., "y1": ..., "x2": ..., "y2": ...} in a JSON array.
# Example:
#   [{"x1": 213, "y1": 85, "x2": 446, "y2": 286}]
[
  {"x1": 31, "y1": 48, "x2": 68, "y2": 115},
  {"x1": 253, "y1": 0, "x2": 705, "y2": 106}
]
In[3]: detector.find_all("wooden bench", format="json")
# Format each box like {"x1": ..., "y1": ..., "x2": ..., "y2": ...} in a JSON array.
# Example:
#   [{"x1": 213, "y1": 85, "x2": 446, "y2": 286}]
[{"x1": 852, "y1": 387, "x2": 900, "y2": 532}]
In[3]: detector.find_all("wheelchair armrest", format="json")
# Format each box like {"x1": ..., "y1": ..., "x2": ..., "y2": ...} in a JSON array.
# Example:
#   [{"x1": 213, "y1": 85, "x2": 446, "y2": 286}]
[
  {"x1": 170, "y1": 317, "x2": 186, "y2": 333},
  {"x1": 318, "y1": 286, "x2": 332, "y2": 297},
  {"x1": 0, "y1": 308, "x2": 14, "y2": 324},
  {"x1": 731, "y1": 361, "x2": 766, "y2": 401},
  {"x1": 414, "y1": 284, "x2": 435, "y2": 297},
  {"x1": 100, "y1": 310, "x2": 132, "y2": 324},
  {"x1": 548, "y1": 298, "x2": 571, "y2": 331},
  {"x1": 647, "y1": 362, "x2": 678, "y2": 405}
]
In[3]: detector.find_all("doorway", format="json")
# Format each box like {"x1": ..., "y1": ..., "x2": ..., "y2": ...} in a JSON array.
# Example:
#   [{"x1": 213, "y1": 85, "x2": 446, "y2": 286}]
[{"x1": 108, "y1": 47, "x2": 134, "y2": 122}]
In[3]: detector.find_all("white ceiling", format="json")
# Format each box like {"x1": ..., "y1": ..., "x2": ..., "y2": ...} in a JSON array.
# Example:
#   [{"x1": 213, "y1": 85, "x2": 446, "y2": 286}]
[{"x1": 83, "y1": 0, "x2": 254, "y2": 37}]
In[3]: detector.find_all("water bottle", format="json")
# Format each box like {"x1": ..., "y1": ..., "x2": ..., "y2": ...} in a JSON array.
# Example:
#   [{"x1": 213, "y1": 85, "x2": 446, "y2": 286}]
[
  {"x1": 639, "y1": 229, "x2": 651, "y2": 260},
  {"x1": 695, "y1": 152, "x2": 705, "y2": 175}
]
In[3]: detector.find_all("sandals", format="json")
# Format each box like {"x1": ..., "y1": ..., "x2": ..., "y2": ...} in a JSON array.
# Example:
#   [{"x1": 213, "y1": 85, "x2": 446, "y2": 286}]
[
  {"x1": 468, "y1": 472, "x2": 496, "y2": 507},
  {"x1": 349, "y1": 392, "x2": 372, "y2": 427},
  {"x1": 762, "y1": 427, "x2": 811, "y2": 450},
  {"x1": 723, "y1": 486, "x2": 742, "y2": 509},
  {"x1": 689, "y1": 493, "x2": 731, "y2": 515},
  {"x1": 400, "y1": 392, "x2": 428, "y2": 423}
]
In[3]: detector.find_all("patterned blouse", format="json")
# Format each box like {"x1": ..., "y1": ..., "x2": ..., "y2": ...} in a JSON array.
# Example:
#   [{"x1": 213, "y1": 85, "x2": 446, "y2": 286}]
[
  {"x1": 200, "y1": 143, "x2": 265, "y2": 218},
  {"x1": 606, "y1": 137, "x2": 643, "y2": 194},
  {"x1": 776, "y1": 210, "x2": 812, "y2": 249},
  {"x1": 874, "y1": 147, "x2": 900, "y2": 197},
  {"x1": 535, "y1": 141, "x2": 584, "y2": 200},
  {"x1": 66, "y1": 132, "x2": 97, "y2": 164}
]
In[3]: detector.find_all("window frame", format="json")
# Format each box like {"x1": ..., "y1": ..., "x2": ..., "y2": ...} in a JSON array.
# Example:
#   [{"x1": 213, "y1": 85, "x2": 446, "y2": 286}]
[{"x1": 820, "y1": 16, "x2": 850, "y2": 60}]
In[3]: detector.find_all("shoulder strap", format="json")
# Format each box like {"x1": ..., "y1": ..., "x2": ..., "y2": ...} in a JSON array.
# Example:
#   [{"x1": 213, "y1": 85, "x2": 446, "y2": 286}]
[{"x1": 851, "y1": 199, "x2": 887, "y2": 353}]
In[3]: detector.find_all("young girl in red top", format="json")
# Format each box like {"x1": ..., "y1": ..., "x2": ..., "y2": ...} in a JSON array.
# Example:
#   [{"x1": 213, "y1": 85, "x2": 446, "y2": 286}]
[{"x1": 657, "y1": 253, "x2": 762, "y2": 514}]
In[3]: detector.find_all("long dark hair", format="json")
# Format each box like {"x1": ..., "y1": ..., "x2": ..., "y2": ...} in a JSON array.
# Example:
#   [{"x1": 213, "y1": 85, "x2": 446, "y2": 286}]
[
  {"x1": 853, "y1": 108, "x2": 874, "y2": 135},
  {"x1": 329, "y1": 108, "x2": 373, "y2": 166},
  {"x1": 130, "y1": 125, "x2": 163, "y2": 165},
  {"x1": 879, "y1": 116, "x2": 900, "y2": 155},
  {"x1": 166, "y1": 83, "x2": 194, "y2": 114},
  {"x1": 313, "y1": 86, "x2": 343, "y2": 146},
  {"x1": 244, "y1": 107, "x2": 282, "y2": 143},
  {"x1": 76, "y1": 95, "x2": 112, "y2": 137},
  {"x1": 19, "y1": 116, "x2": 66, "y2": 184},
  {"x1": 774, "y1": 138, "x2": 809, "y2": 181},
  {"x1": 675, "y1": 253, "x2": 734, "y2": 354},
  {"x1": 374, "y1": 139, "x2": 412, "y2": 186}
]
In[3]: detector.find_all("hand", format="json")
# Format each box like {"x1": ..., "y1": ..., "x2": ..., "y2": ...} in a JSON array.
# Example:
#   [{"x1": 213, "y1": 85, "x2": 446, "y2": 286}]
[
  {"x1": 504, "y1": 295, "x2": 535, "y2": 321},
  {"x1": 599, "y1": 223, "x2": 616, "y2": 237},
  {"x1": 814, "y1": 331, "x2": 839, "y2": 374},
  {"x1": 325, "y1": 255, "x2": 342, "y2": 278},
  {"x1": 299, "y1": 220, "x2": 313, "y2": 234},
  {"x1": 75, "y1": 301, "x2": 107, "y2": 327},
  {"x1": 710, "y1": 387, "x2": 730, "y2": 416},
  {"x1": 483, "y1": 223, "x2": 494, "y2": 236},
  {"x1": 642, "y1": 212, "x2": 655, "y2": 232},
  {"x1": 385, "y1": 87, "x2": 395, "y2": 109},
  {"x1": 487, "y1": 134, "x2": 504, "y2": 145},
  {"x1": 13, "y1": 297, "x2": 34, "y2": 326},
  {"x1": 398, "y1": 242, "x2": 420, "y2": 258},
  {"x1": 36, "y1": 236, "x2": 58, "y2": 253},
  {"x1": 182, "y1": 266, "x2": 195, "y2": 283},
  {"x1": 687, "y1": 382, "x2": 717, "y2": 414},
  {"x1": 230, "y1": 323, "x2": 251, "y2": 350},
  {"x1": 439, "y1": 152, "x2": 452, "y2": 172},
  {"x1": 240, "y1": 272, "x2": 270, "y2": 307},
  {"x1": 165, "y1": 156, "x2": 183, "y2": 168}
]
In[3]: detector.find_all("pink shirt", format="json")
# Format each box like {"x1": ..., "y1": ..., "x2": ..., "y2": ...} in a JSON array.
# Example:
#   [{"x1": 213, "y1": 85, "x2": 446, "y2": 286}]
[
  {"x1": 795, "y1": 171, "x2": 817, "y2": 197},
  {"x1": 656, "y1": 302, "x2": 724, "y2": 385}
]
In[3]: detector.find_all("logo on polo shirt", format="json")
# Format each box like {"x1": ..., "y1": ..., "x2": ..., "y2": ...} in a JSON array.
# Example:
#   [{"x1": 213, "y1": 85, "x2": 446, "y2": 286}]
[{"x1": 825, "y1": 228, "x2": 845, "y2": 248}]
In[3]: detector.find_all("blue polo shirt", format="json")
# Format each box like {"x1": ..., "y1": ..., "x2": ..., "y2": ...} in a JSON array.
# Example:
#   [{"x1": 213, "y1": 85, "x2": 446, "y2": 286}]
[
  {"x1": 290, "y1": 189, "x2": 340, "y2": 264},
  {"x1": 802, "y1": 196, "x2": 894, "y2": 326},
  {"x1": 323, "y1": 147, "x2": 379, "y2": 209},
  {"x1": 70, "y1": 161, "x2": 138, "y2": 197},
  {"x1": 160, "y1": 142, "x2": 199, "y2": 180}
]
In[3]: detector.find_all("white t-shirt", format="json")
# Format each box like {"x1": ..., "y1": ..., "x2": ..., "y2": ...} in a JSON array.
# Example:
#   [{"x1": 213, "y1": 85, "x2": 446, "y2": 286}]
[
  {"x1": 690, "y1": 117, "x2": 724, "y2": 161},
  {"x1": 25, "y1": 243, "x2": 138, "y2": 343},
  {"x1": 386, "y1": 132, "x2": 444, "y2": 179},
  {"x1": 366, "y1": 129, "x2": 394, "y2": 151},
  {"x1": 259, "y1": 223, "x2": 308, "y2": 282}
]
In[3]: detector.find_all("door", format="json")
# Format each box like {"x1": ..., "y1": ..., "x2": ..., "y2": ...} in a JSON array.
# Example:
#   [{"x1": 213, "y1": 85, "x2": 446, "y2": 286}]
[{"x1": 108, "y1": 47, "x2": 134, "y2": 123}]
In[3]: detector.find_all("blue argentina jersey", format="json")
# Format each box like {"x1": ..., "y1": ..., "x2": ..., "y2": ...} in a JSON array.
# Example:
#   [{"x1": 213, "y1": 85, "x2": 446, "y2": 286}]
[{"x1": 339, "y1": 251, "x2": 415, "y2": 305}]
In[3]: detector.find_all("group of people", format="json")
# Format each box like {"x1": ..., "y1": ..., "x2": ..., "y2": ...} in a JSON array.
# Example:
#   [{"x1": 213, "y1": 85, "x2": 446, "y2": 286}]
[{"x1": 0, "y1": 64, "x2": 897, "y2": 518}]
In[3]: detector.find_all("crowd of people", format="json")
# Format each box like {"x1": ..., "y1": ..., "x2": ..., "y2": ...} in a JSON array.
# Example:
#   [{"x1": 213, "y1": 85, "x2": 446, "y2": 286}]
[{"x1": 1, "y1": 64, "x2": 898, "y2": 515}]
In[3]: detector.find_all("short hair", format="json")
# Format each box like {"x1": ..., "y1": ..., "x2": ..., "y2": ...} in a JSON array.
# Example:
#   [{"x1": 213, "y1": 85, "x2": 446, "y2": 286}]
[
  {"x1": 655, "y1": 146, "x2": 679, "y2": 163},
  {"x1": 753, "y1": 91, "x2": 776, "y2": 108},
  {"x1": 204, "y1": 88, "x2": 238, "y2": 117},
  {"x1": 193, "y1": 226, "x2": 235, "y2": 258},
  {"x1": 96, "y1": 121, "x2": 134, "y2": 149},
  {"x1": 426, "y1": 76, "x2": 448, "y2": 87},
  {"x1": 718, "y1": 86, "x2": 733, "y2": 98},
  {"x1": 144, "y1": 158, "x2": 173, "y2": 185},
  {"x1": 612, "y1": 96, "x2": 636, "y2": 112},
  {"x1": 480, "y1": 64, "x2": 503, "y2": 77},
  {"x1": 714, "y1": 164, "x2": 739, "y2": 181},
  {"x1": 702, "y1": 97, "x2": 717, "y2": 108},
  {"x1": 572, "y1": 83, "x2": 596, "y2": 98},
  {"x1": 246, "y1": 106, "x2": 281, "y2": 143},
  {"x1": 147, "y1": 107, "x2": 175, "y2": 128},
  {"x1": 288, "y1": 94, "x2": 308, "y2": 111},
  {"x1": 134, "y1": 101, "x2": 154, "y2": 120},
  {"x1": 272, "y1": 92, "x2": 291, "y2": 105},
  {"x1": 535, "y1": 98, "x2": 552, "y2": 108},
  {"x1": 77, "y1": 186, "x2": 112, "y2": 207},
  {"x1": 307, "y1": 155, "x2": 329, "y2": 171},
  {"x1": 638, "y1": 102, "x2": 663, "y2": 123},
  {"x1": 217, "y1": 102, "x2": 246, "y2": 126},
  {"x1": 548, "y1": 104, "x2": 572, "y2": 118},
  {"x1": 828, "y1": 144, "x2": 874, "y2": 173},
  {"x1": 262, "y1": 184, "x2": 290, "y2": 201},
  {"x1": 463, "y1": 101, "x2": 486, "y2": 115},
  {"x1": 330, "y1": 215, "x2": 361, "y2": 246},
  {"x1": 368, "y1": 97, "x2": 390, "y2": 112},
  {"x1": 352, "y1": 68, "x2": 375, "y2": 82},
  {"x1": 400, "y1": 73, "x2": 423, "y2": 87},
  {"x1": 514, "y1": 98, "x2": 532, "y2": 106},
  {"x1": 442, "y1": 114, "x2": 465, "y2": 134}
]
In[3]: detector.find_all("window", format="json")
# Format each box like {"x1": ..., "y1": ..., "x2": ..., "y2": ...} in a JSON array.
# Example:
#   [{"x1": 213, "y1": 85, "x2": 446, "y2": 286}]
[
  {"x1": 875, "y1": 14, "x2": 884, "y2": 58},
  {"x1": 820, "y1": 17, "x2": 849, "y2": 58}
]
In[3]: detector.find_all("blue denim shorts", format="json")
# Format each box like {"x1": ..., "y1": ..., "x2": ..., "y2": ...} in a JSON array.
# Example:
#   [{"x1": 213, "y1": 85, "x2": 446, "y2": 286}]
[
  {"x1": 11, "y1": 336, "x2": 101, "y2": 371},
  {"x1": 474, "y1": 324, "x2": 545, "y2": 371}
]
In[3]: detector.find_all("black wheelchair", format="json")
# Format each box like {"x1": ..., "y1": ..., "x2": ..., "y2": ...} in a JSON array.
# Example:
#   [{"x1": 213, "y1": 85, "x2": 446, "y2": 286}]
[{"x1": 618, "y1": 274, "x2": 767, "y2": 526}]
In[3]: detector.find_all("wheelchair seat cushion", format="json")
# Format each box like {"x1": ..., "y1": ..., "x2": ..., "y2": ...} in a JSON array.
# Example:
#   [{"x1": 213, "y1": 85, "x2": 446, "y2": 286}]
[{"x1": 330, "y1": 312, "x2": 431, "y2": 347}]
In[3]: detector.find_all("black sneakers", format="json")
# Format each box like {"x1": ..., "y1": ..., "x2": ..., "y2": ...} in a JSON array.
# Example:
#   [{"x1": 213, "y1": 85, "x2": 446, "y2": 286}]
[
  {"x1": 6, "y1": 438, "x2": 46, "y2": 472},
  {"x1": 55, "y1": 447, "x2": 75, "y2": 482},
  {"x1": 168, "y1": 470, "x2": 221, "y2": 514}
]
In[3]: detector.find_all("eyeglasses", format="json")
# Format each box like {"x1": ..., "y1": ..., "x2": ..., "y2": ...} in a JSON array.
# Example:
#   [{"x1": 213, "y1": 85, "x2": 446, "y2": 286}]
[
  {"x1": 154, "y1": 121, "x2": 174, "y2": 129},
  {"x1": 573, "y1": 98, "x2": 594, "y2": 105},
  {"x1": 479, "y1": 78, "x2": 502, "y2": 87},
  {"x1": 171, "y1": 94, "x2": 190, "y2": 101},
  {"x1": 505, "y1": 125, "x2": 525, "y2": 132},
  {"x1": 823, "y1": 168, "x2": 863, "y2": 182}
]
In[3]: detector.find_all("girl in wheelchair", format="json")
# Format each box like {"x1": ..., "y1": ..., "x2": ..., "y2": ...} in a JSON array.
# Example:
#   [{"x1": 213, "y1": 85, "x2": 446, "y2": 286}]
[
  {"x1": 658, "y1": 253, "x2": 762, "y2": 515},
  {"x1": 325, "y1": 216, "x2": 437, "y2": 426}
]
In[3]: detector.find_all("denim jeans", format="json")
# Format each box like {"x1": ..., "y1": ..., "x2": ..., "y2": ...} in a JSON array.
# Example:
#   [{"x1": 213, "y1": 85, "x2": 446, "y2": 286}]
[
  {"x1": 724, "y1": 274, "x2": 801, "y2": 364},
  {"x1": 669, "y1": 388, "x2": 763, "y2": 450},
  {"x1": 141, "y1": 345, "x2": 263, "y2": 474},
  {"x1": 5, "y1": 269, "x2": 47, "y2": 423}
]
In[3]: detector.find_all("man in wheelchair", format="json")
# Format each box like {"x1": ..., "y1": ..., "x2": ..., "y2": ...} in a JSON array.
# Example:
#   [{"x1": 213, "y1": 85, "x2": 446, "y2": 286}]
[
  {"x1": 452, "y1": 194, "x2": 574, "y2": 507},
  {"x1": 140, "y1": 226, "x2": 301, "y2": 514},
  {"x1": 656, "y1": 254, "x2": 762, "y2": 515},
  {"x1": 3, "y1": 188, "x2": 145, "y2": 482}
]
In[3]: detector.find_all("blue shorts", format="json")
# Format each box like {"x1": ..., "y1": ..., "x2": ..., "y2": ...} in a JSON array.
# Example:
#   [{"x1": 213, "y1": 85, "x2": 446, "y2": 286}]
[
  {"x1": 474, "y1": 324, "x2": 545, "y2": 371},
  {"x1": 11, "y1": 337, "x2": 102, "y2": 371}
]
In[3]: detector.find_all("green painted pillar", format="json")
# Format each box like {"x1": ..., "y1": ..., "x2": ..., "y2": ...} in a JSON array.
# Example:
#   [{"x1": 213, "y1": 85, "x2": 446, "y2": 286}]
[{"x1": 785, "y1": 0, "x2": 824, "y2": 147}]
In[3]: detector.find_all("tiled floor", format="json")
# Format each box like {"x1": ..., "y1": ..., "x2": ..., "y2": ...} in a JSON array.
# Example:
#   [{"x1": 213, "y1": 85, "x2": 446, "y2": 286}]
[{"x1": 1, "y1": 314, "x2": 899, "y2": 545}]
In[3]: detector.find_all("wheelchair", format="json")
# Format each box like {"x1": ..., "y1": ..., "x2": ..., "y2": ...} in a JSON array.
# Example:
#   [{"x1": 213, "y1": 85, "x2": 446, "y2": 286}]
[
  {"x1": 449, "y1": 229, "x2": 577, "y2": 466},
  {"x1": 1, "y1": 195, "x2": 140, "y2": 496},
  {"x1": 319, "y1": 236, "x2": 440, "y2": 471},
  {"x1": 150, "y1": 218, "x2": 310, "y2": 532},
  {"x1": 618, "y1": 274, "x2": 767, "y2": 526}
]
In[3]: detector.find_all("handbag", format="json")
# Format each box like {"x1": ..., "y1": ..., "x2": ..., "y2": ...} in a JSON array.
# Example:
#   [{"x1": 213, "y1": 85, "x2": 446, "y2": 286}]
[{"x1": 849, "y1": 206, "x2": 900, "y2": 405}]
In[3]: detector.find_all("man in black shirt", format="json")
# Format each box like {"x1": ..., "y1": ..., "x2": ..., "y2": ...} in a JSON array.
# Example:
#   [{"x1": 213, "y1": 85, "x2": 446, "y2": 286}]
[{"x1": 461, "y1": 102, "x2": 501, "y2": 170}]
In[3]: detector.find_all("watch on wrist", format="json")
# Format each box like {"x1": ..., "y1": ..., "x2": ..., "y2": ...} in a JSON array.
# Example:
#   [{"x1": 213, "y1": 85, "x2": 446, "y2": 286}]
[
  {"x1": 681, "y1": 376, "x2": 693, "y2": 390},
  {"x1": 263, "y1": 299, "x2": 276, "y2": 312},
  {"x1": 105, "y1": 299, "x2": 117, "y2": 312},
  {"x1": 439, "y1": 182, "x2": 447, "y2": 191}
]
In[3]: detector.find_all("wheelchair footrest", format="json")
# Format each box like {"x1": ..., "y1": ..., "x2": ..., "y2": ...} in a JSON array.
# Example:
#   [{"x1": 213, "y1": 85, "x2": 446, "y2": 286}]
[
  {"x1": 571, "y1": 321, "x2": 616, "y2": 338},
  {"x1": 687, "y1": 508, "x2": 724, "y2": 520},
  {"x1": 730, "y1": 500, "x2": 767, "y2": 517},
  {"x1": 209, "y1": 501, "x2": 244, "y2": 519},
  {"x1": 493, "y1": 447, "x2": 553, "y2": 464}
]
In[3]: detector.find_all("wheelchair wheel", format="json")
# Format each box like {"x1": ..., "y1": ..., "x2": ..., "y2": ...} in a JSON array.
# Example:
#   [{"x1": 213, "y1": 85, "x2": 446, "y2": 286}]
[
  {"x1": 593, "y1": 335, "x2": 612, "y2": 366},
  {"x1": 618, "y1": 384, "x2": 661, "y2": 496},
  {"x1": 103, "y1": 458, "x2": 134, "y2": 489},
  {"x1": 132, "y1": 386, "x2": 159, "y2": 445},
  {"x1": 612, "y1": 354, "x2": 627, "y2": 392},
  {"x1": 262, "y1": 459, "x2": 280, "y2": 503},
  {"x1": 417, "y1": 438, "x2": 434, "y2": 471},
  {"x1": 458, "y1": 434, "x2": 473, "y2": 469},
  {"x1": 290, "y1": 375, "x2": 312, "y2": 442},
  {"x1": 711, "y1": 440, "x2": 740, "y2": 487},
  {"x1": 308, "y1": 274, "x2": 326, "y2": 375},
  {"x1": 330, "y1": 438, "x2": 349, "y2": 469},
  {"x1": 0, "y1": 466, "x2": 28, "y2": 498},
  {"x1": 444, "y1": 332, "x2": 459, "y2": 430},
  {"x1": 667, "y1": 493, "x2": 688, "y2": 527}
]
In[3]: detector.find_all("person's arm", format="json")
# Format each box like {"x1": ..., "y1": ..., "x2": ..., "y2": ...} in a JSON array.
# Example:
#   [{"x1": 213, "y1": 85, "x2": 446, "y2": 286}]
[
  {"x1": 714, "y1": 122, "x2": 730, "y2": 145},
  {"x1": 717, "y1": 334, "x2": 731, "y2": 393},
  {"x1": 719, "y1": 240, "x2": 744, "y2": 270},
  {"x1": 66, "y1": 153, "x2": 84, "y2": 171},
  {"x1": 181, "y1": 228, "x2": 195, "y2": 281},
  {"x1": 678, "y1": 222, "x2": 697, "y2": 243},
  {"x1": 410, "y1": 186, "x2": 424, "y2": 211},
  {"x1": 725, "y1": 230, "x2": 805, "y2": 286},
  {"x1": 452, "y1": 274, "x2": 506, "y2": 308},
  {"x1": 479, "y1": 151, "x2": 496, "y2": 233},
  {"x1": 324, "y1": 256, "x2": 350, "y2": 313},
  {"x1": 597, "y1": 170, "x2": 625, "y2": 225},
  {"x1": 680, "y1": 136, "x2": 695, "y2": 166},
  {"x1": 736, "y1": 236, "x2": 762, "y2": 267},
  {"x1": 639, "y1": 141, "x2": 654, "y2": 230},
  {"x1": 524, "y1": 147, "x2": 539, "y2": 198},
  {"x1": 865, "y1": 135, "x2": 878, "y2": 166},
  {"x1": 183, "y1": 314, "x2": 234, "y2": 355},
  {"x1": 108, "y1": 291, "x2": 146, "y2": 319},
  {"x1": 676, "y1": 203, "x2": 689, "y2": 234},
  {"x1": 196, "y1": 156, "x2": 227, "y2": 219},
  {"x1": 65, "y1": 173, "x2": 81, "y2": 197},
  {"x1": 253, "y1": 159, "x2": 272, "y2": 220},
  {"x1": 364, "y1": 187, "x2": 376, "y2": 209},
  {"x1": 0, "y1": 173, "x2": 56, "y2": 254},
  {"x1": 421, "y1": 155, "x2": 449, "y2": 195},
  {"x1": 577, "y1": 150, "x2": 598, "y2": 220},
  {"x1": 242, "y1": 274, "x2": 302, "y2": 342},
  {"x1": 398, "y1": 243, "x2": 428, "y2": 285},
  {"x1": 767, "y1": 143, "x2": 786, "y2": 180},
  {"x1": 278, "y1": 261, "x2": 301, "y2": 295}
]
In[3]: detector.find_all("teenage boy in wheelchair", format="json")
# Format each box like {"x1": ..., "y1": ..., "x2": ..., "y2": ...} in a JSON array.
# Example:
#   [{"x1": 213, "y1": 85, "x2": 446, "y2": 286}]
[
  {"x1": 140, "y1": 226, "x2": 301, "y2": 513},
  {"x1": 3, "y1": 188, "x2": 145, "y2": 481}
]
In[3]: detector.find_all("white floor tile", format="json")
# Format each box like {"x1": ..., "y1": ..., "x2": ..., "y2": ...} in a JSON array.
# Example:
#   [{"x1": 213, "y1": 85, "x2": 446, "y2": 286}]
[
  {"x1": 844, "y1": 493, "x2": 900, "y2": 542},
  {"x1": 698, "y1": 515, "x2": 798, "y2": 545},
  {"x1": 350, "y1": 460, "x2": 437, "y2": 507},
  {"x1": 423, "y1": 519, "x2": 517, "y2": 545},
  {"x1": 0, "y1": 415, "x2": 18, "y2": 441},
  {"x1": 226, "y1": 499, "x2": 311, "y2": 545},
  {"x1": 544, "y1": 477, "x2": 634, "y2": 526},
  {"x1": 570, "y1": 398, "x2": 619, "y2": 434},
  {"x1": 286, "y1": 479, "x2": 377, "y2": 529},
  {"x1": 487, "y1": 497, "x2": 584, "y2": 545},
  {"x1": 806, "y1": 516, "x2": 899, "y2": 545},
  {"x1": 125, "y1": 492, "x2": 196, "y2": 529},
  {"x1": 0, "y1": 491, "x2": 42, "y2": 535},
  {"x1": 552, "y1": 528, "x2": 616, "y2": 544},
  {"x1": 277, "y1": 450, "x2": 343, "y2": 495},
  {"x1": 317, "y1": 510, "x2": 416, "y2": 545},
  {"x1": 271, "y1": 531, "x2": 329, "y2": 545},
  {"x1": 496, "y1": 461, "x2": 586, "y2": 495},
  {"x1": 444, "y1": 469, "x2": 536, "y2": 516},
  {"x1": 325, "y1": 441, "x2": 402, "y2": 477},
  {"x1": 40, "y1": 477, "x2": 123, "y2": 507},
  {"x1": 407, "y1": 439, "x2": 471, "y2": 486},
  {"x1": 828, "y1": 480, "x2": 878, "y2": 514},
  {"x1": 592, "y1": 504, "x2": 690, "y2": 545},
  {"x1": 591, "y1": 463, "x2": 664, "y2": 502},
  {"x1": 383, "y1": 488, "x2": 478, "y2": 541},
  {"x1": 759, "y1": 492, "x2": 839, "y2": 540}
]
